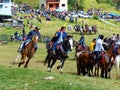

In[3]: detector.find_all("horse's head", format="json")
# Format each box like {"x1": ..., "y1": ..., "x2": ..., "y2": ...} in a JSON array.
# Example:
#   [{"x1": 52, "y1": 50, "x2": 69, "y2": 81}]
[
  {"x1": 32, "y1": 35, "x2": 39, "y2": 43},
  {"x1": 63, "y1": 35, "x2": 74, "y2": 52}
]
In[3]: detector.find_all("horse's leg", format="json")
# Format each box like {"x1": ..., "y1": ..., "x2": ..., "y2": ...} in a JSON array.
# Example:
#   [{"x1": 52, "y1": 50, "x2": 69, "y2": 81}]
[
  {"x1": 82, "y1": 65, "x2": 86, "y2": 76},
  {"x1": 94, "y1": 63, "x2": 99, "y2": 76},
  {"x1": 44, "y1": 53, "x2": 49, "y2": 65},
  {"x1": 47, "y1": 58, "x2": 52, "y2": 72},
  {"x1": 105, "y1": 68, "x2": 108, "y2": 78},
  {"x1": 47, "y1": 53, "x2": 53, "y2": 72},
  {"x1": 50, "y1": 58, "x2": 57, "y2": 69},
  {"x1": 108, "y1": 70, "x2": 111, "y2": 79},
  {"x1": 58, "y1": 59, "x2": 66, "y2": 74},
  {"x1": 24, "y1": 56, "x2": 32, "y2": 68},
  {"x1": 101, "y1": 68, "x2": 104, "y2": 78},
  {"x1": 87, "y1": 66, "x2": 92, "y2": 76},
  {"x1": 77, "y1": 60, "x2": 81, "y2": 75},
  {"x1": 18, "y1": 55, "x2": 26, "y2": 67}
]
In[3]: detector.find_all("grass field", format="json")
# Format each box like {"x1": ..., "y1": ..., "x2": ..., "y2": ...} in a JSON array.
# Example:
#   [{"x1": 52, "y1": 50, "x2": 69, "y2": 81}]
[{"x1": 0, "y1": 14, "x2": 120, "y2": 90}]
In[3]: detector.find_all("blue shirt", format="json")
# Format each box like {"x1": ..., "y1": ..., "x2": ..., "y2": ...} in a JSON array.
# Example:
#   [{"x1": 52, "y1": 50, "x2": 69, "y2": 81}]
[
  {"x1": 55, "y1": 31, "x2": 67, "y2": 43},
  {"x1": 26, "y1": 30, "x2": 41, "y2": 40},
  {"x1": 78, "y1": 37, "x2": 84, "y2": 45}
]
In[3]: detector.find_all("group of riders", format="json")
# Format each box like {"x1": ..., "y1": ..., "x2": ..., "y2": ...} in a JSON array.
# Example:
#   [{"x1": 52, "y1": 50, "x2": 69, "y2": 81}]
[
  {"x1": 17, "y1": 25, "x2": 120, "y2": 66},
  {"x1": 17, "y1": 26, "x2": 70, "y2": 58}
]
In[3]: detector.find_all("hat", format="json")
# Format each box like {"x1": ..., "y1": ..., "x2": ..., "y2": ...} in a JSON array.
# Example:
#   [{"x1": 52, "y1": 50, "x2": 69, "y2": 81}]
[
  {"x1": 99, "y1": 35, "x2": 104, "y2": 39},
  {"x1": 35, "y1": 26, "x2": 40, "y2": 30}
]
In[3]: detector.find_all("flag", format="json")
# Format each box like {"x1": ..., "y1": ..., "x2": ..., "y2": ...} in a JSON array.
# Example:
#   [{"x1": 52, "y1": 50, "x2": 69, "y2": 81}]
[{"x1": 63, "y1": 22, "x2": 67, "y2": 27}]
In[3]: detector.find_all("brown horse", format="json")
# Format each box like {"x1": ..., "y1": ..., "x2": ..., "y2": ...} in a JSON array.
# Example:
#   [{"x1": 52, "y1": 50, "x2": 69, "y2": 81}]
[
  {"x1": 98, "y1": 42, "x2": 116, "y2": 78},
  {"x1": 76, "y1": 44, "x2": 95, "y2": 76},
  {"x1": 18, "y1": 35, "x2": 38, "y2": 68}
]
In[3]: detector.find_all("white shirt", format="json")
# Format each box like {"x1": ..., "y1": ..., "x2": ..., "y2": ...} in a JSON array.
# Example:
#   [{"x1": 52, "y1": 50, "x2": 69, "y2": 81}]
[{"x1": 94, "y1": 38, "x2": 104, "y2": 51}]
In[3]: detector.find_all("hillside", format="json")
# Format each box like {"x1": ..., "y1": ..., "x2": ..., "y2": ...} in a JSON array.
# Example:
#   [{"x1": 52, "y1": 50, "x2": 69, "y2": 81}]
[{"x1": 14, "y1": 0, "x2": 119, "y2": 13}]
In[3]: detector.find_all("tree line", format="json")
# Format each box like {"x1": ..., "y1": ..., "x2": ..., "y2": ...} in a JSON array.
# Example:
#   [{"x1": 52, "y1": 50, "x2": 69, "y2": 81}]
[
  {"x1": 68, "y1": 0, "x2": 120, "y2": 11},
  {"x1": 13, "y1": 0, "x2": 120, "y2": 11}
]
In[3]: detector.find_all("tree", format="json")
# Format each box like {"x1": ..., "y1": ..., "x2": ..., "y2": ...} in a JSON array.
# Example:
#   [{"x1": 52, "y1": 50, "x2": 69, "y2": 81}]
[
  {"x1": 68, "y1": 0, "x2": 84, "y2": 11},
  {"x1": 116, "y1": 0, "x2": 120, "y2": 10}
]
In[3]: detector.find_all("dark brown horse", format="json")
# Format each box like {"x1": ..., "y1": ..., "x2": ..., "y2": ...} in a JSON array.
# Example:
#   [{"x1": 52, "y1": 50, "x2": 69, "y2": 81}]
[
  {"x1": 76, "y1": 44, "x2": 95, "y2": 76},
  {"x1": 44, "y1": 36, "x2": 74, "y2": 73},
  {"x1": 98, "y1": 42, "x2": 116, "y2": 78},
  {"x1": 18, "y1": 35, "x2": 38, "y2": 68}
]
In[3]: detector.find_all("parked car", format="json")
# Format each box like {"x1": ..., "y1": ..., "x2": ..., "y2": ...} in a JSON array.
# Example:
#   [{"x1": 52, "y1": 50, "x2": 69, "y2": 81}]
[
  {"x1": 68, "y1": 12, "x2": 78, "y2": 18},
  {"x1": 78, "y1": 12, "x2": 91, "y2": 18}
]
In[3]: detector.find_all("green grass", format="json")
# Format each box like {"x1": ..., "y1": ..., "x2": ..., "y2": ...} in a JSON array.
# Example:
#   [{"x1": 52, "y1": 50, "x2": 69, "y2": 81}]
[
  {"x1": 0, "y1": 65, "x2": 120, "y2": 90},
  {"x1": 0, "y1": 6, "x2": 120, "y2": 89}
]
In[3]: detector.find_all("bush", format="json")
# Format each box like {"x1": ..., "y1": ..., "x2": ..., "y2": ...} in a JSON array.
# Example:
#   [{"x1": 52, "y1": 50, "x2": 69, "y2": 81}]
[{"x1": 93, "y1": 14, "x2": 98, "y2": 20}]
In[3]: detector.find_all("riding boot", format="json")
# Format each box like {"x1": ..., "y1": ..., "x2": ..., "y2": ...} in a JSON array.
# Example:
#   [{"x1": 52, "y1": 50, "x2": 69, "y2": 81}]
[
  {"x1": 60, "y1": 47, "x2": 69, "y2": 58},
  {"x1": 17, "y1": 42, "x2": 24, "y2": 53}
]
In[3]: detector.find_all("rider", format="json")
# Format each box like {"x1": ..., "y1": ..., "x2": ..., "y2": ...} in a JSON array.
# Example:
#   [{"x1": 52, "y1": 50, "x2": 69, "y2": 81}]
[
  {"x1": 17, "y1": 26, "x2": 41, "y2": 53},
  {"x1": 51, "y1": 26, "x2": 68, "y2": 57},
  {"x1": 89, "y1": 38, "x2": 96, "y2": 51},
  {"x1": 94, "y1": 35, "x2": 104, "y2": 62},
  {"x1": 78, "y1": 34, "x2": 85, "y2": 47}
]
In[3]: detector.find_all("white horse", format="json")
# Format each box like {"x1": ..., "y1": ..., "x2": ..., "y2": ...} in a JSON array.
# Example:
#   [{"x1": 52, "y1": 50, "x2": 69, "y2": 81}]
[{"x1": 115, "y1": 55, "x2": 120, "y2": 79}]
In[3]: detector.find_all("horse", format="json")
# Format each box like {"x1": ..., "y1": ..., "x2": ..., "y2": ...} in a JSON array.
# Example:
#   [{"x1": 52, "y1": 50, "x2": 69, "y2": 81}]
[
  {"x1": 98, "y1": 42, "x2": 116, "y2": 78},
  {"x1": 114, "y1": 45, "x2": 120, "y2": 79},
  {"x1": 18, "y1": 35, "x2": 38, "y2": 68},
  {"x1": 44, "y1": 35, "x2": 74, "y2": 73},
  {"x1": 75, "y1": 44, "x2": 95, "y2": 76}
]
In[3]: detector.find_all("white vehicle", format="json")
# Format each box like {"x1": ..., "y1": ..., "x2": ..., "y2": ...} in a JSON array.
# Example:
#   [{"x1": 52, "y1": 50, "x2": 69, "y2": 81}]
[
  {"x1": 78, "y1": 12, "x2": 91, "y2": 18},
  {"x1": 68, "y1": 12, "x2": 78, "y2": 18}
]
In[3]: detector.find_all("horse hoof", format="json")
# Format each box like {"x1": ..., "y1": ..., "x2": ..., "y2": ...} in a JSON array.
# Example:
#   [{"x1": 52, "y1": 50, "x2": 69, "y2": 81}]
[
  {"x1": 47, "y1": 68, "x2": 51, "y2": 72},
  {"x1": 24, "y1": 66, "x2": 27, "y2": 68},
  {"x1": 60, "y1": 71, "x2": 63, "y2": 74},
  {"x1": 57, "y1": 65, "x2": 60, "y2": 70},
  {"x1": 48, "y1": 70, "x2": 51, "y2": 72},
  {"x1": 18, "y1": 64, "x2": 20, "y2": 67}
]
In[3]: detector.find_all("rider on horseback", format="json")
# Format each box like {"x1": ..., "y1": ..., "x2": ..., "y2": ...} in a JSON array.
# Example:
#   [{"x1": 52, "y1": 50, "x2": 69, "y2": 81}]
[
  {"x1": 78, "y1": 34, "x2": 86, "y2": 47},
  {"x1": 17, "y1": 26, "x2": 41, "y2": 53},
  {"x1": 51, "y1": 26, "x2": 68, "y2": 57},
  {"x1": 94, "y1": 35, "x2": 105, "y2": 62}
]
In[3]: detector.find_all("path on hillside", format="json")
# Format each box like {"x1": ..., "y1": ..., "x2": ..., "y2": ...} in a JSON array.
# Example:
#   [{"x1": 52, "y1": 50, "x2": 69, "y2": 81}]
[{"x1": 98, "y1": 18, "x2": 120, "y2": 28}]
